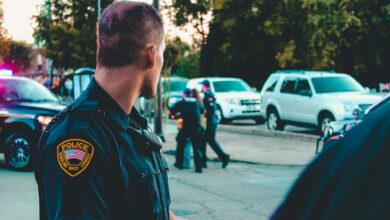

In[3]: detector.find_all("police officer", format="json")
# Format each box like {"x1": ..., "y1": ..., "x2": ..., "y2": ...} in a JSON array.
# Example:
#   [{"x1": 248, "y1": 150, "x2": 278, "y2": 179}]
[
  {"x1": 272, "y1": 97, "x2": 390, "y2": 219},
  {"x1": 35, "y1": 2, "x2": 176, "y2": 219},
  {"x1": 201, "y1": 80, "x2": 230, "y2": 168},
  {"x1": 170, "y1": 88, "x2": 205, "y2": 173}
]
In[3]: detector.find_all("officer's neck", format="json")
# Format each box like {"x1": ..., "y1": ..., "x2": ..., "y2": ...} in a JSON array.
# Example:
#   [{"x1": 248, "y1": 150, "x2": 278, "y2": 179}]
[{"x1": 95, "y1": 65, "x2": 142, "y2": 114}]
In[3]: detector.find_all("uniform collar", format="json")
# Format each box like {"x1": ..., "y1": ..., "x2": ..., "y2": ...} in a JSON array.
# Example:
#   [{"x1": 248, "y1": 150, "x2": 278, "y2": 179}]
[
  {"x1": 86, "y1": 78, "x2": 149, "y2": 130},
  {"x1": 86, "y1": 78, "x2": 131, "y2": 129},
  {"x1": 129, "y1": 106, "x2": 148, "y2": 129}
]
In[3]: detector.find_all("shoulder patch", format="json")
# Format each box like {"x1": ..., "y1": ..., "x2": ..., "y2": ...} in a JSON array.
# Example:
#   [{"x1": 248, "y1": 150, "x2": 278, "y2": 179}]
[{"x1": 57, "y1": 139, "x2": 95, "y2": 177}]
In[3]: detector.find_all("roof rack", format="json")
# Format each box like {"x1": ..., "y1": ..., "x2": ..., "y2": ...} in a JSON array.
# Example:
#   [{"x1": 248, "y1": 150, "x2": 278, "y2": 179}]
[{"x1": 274, "y1": 70, "x2": 336, "y2": 74}]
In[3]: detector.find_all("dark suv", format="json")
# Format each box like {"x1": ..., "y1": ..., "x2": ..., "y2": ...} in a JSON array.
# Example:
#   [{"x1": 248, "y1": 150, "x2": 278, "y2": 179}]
[{"x1": 0, "y1": 76, "x2": 67, "y2": 170}]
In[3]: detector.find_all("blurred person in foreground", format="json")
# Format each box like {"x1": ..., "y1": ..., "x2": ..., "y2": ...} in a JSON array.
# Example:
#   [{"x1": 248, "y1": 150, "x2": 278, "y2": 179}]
[
  {"x1": 170, "y1": 88, "x2": 205, "y2": 173},
  {"x1": 272, "y1": 97, "x2": 390, "y2": 219},
  {"x1": 201, "y1": 80, "x2": 230, "y2": 168},
  {"x1": 35, "y1": 1, "x2": 176, "y2": 219}
]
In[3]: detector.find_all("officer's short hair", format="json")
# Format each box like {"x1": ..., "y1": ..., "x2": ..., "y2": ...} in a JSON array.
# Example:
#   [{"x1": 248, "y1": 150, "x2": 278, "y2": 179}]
[{"x1": 97, "y1": 1, "x2": 164, "y2": 67}]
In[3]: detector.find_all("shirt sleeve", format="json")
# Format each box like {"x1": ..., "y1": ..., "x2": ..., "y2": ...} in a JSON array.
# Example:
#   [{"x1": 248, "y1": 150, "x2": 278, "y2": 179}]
[
  {"x1": 169, "y1": 100, "x2": 181, "y2": 116},
  {"x1": 37, "y1": 128, "x2": 112, "y2": 219}
]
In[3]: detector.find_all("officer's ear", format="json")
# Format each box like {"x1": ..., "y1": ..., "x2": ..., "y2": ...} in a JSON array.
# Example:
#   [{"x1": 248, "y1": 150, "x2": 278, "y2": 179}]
[{"x1": 145, "y1": 45, "x2": 157, "y2": 69}]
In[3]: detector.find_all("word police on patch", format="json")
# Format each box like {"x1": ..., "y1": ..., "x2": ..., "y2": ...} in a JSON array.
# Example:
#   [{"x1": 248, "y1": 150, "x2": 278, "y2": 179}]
[{"x1": 57, "y1": 139, "x2": 94, "y2": 177}]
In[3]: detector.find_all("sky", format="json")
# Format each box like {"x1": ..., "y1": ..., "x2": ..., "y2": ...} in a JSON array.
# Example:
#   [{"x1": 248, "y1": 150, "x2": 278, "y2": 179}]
[{"x1": 2, "y1": 0, "x2": 194, "y2": 44}]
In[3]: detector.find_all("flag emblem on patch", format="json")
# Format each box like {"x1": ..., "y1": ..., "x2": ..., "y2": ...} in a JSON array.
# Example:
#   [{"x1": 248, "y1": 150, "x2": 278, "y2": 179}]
[{"x1": 57, "y1": 139, "x2": 94, "y2": 177}]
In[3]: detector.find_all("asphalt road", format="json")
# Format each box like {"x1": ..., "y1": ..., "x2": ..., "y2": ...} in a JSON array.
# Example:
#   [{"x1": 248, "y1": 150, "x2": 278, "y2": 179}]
[
  {"x1": 0, "y1": 119, "x2": 315, "y2": 220},
  {"x1": 0, "y1": 154, "x2": 304, "y2": 220}
]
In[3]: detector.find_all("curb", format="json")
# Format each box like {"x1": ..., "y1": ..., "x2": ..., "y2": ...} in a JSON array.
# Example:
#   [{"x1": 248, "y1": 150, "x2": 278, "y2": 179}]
[
  {"x1": 163, "y1": 119, "x2": 319, "y2": 143},
  {"x1": 162, "y1": 149, "x2": 308, "y2": 167},
  {"x1": 217, "y1": 125, "x2": 319, "y2": 142}
]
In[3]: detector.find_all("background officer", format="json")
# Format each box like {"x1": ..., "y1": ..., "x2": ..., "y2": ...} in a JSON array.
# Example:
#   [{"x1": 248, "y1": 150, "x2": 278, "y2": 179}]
[
  {"x1": 35, "y1": 2, "x2": 176, "y2": 219},
  {"x1": 170, "y1": 88, "x2": 205, "y2": 173},
  {"x1": 201, "y1": 80, "x2": 230, "y2": 168}
]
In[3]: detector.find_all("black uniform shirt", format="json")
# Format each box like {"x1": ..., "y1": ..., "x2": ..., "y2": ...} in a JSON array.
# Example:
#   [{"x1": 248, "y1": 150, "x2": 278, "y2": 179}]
[
  {"x1": 203, "y1": 90, "x2": 216, "y2": 119},
  {"x1": 35, "y1": 78, "x2": 171, "y2": 220},
  {"x1": 272, "y1": 99, "x2": 390, "y2": 219},
  {"x1": 169, "y1": 97, "x2": 204, "y2": 129}
]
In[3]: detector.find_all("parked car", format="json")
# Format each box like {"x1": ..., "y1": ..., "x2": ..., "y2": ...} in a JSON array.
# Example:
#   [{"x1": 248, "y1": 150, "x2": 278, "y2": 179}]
[
  {"x1": 316, "y1": 93, "x2": 390, "y2": 153},
  {"x1": 162, "y1": 77, "x2": 189, "y2": 108},
  {"x1": 186, "y1": 77, "x2": 262, "y2": 124},
  {"x1": 0, "y1": 76, "x2": 67, "y2": 170},
  {"x1": 259, "y1": 70, "x2": 382, "y2": 131}
]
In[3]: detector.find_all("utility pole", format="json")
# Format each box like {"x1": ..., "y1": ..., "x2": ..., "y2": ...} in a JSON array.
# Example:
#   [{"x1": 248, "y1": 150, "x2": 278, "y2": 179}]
[
  {"x1": 153, "y1": 0, "x2": 165, "y2": 142},
  {"x1": 97, "y1": 0, "x2": 101, "y2": 20}
]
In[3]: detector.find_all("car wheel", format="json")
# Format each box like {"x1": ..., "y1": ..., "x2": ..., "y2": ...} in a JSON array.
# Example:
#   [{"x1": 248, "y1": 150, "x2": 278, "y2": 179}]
[
  {"x1": 267, "y1": 109, "x2": 284, "y2": 131},
  {"x1": 4, "y1": 132, "x2": 34, "y2": 170},
  {"x1": 319, "y1": 112, "x2": 335, "y2": 132}
]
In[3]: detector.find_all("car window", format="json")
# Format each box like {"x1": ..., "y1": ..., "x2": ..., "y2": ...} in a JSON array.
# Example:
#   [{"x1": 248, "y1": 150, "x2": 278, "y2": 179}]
[
  {"x1": 213, "y1": 80, "x2": 251, "y2": 92},
  {"x1": 162, "y1": 80, "x2": 188, "y2": 93},
  {"x1": 280, "y1": 78, "x2": 297, "y2": 94},
  {"x1": 170, "y1": 81, "x2": 188, "y2": 92},
  {"x1": 262, "y1": 75, "x2": 279, "y2": 92},
  {"x1": 296, "y1": 79, "x2": 312, "y2": 95},
  {"x1": 0, "y1": 79, "x2": 58, "y2": 103},
  {"x1": 311, "y1": 76, "x2": 364, "y2": 93}
]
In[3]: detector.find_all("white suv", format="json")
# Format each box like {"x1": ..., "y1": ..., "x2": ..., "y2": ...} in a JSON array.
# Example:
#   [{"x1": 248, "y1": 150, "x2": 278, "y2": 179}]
[
  {"x1": 187, "y1": 77, "x2": 262, "y2": 124},
  {"x1": 260, "y1": 70, "x2": 382, "y2": 131}
]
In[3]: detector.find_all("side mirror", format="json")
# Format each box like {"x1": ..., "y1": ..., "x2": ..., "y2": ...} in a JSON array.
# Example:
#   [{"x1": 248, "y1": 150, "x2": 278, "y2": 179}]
[
  {"x1": 251, "y1": 87, "x2": 257, "y2": 92},
  {"x1": 299, "y1": 90, "x2": 312, "y2": 97}
]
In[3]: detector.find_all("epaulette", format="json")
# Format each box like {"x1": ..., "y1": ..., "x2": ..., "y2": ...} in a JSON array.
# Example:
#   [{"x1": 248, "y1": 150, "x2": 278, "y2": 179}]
[{"x1": 43, "y1": 107, "x2": 71, "y2": 133}]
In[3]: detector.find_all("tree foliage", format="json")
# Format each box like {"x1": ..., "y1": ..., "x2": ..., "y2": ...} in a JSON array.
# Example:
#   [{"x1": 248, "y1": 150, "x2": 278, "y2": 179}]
[
  {"x1": 195, "y1": 0, "x2": 390, "y2": 88},
  {"x1": 167, "y1": 0, "x2": 213, "y2": 46},
  {"x1": 163, "y1": 37, "x2": 200, "y2": 79},
  {"x1": 3, "y1": 41, "x2": 32, "y2": 72},
  {"x1": 34, "y1": 0, "x2": 113, "y2": 71},
  {"x1": 0, "y1": 0, "x2": 10, "y2": 59}
]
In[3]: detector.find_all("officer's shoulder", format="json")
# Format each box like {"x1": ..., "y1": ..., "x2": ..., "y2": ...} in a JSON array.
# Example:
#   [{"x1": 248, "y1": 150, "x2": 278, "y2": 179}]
[
  {"x1": 205, "y1": 91, "x2": 215, "y2": 96},
  {"x1": 45, "y1": 96, "x2": 99, "y2": 140},
  {"x1": 184, "y1": 97, "x2": 197, "y2": 102}
]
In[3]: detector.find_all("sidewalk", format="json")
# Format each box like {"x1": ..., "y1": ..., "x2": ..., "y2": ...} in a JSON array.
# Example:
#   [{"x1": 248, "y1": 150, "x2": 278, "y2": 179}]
[{"x1": 159, "y1": 121, "x2": 317, "y2": 166}]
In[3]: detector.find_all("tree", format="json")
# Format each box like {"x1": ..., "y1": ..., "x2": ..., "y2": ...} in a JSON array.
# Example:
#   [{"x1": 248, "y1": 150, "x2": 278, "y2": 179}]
[
  {"x1": 0, "y1": 0, "x2": 10, "y2": 60},
  {"x1": 34, "y1": 0, "x2": 114, "y2": 72},
  {"x1": 167, "y1": 0, "x2": 213, "y2": 47},
  {"x1": 200, "y1": 0, "x2": 390, "y2": 88},
  {"x1": 163, "y1": 38, "x2": 181, "y2": 77},
  {"x1": 202, "y1": 0, "x2": 285, "y2": 87},
  {"x1": 3, "y1": 41, "x2": 32, "y2": 73},
  {"x1": 163, "y1": 37, "x2": 200, "y2": 79}
]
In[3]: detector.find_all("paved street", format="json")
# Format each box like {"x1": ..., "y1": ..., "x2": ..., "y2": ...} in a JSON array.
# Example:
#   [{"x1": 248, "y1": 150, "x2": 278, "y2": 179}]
[
  {"x1": 0, "y1": 120, "x2": 317, "y2": 220},
  {"x1": 0, "y1": 154, "x2": 304, "y2": 220},
  {"x1": 161, "y1": 120, "x2": 317, "y2": 166}
]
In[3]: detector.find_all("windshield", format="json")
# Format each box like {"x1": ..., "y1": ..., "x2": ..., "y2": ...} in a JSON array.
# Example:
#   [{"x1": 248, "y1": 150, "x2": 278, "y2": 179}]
[
  {"x1": 163, "y1": 80, "x2": 188, "y2": 93},
  {"x1": 170, "y1": 81, "x2": 188, "y2": 92},
  {"x1": 213, "y1": 80, "x2": 251, "y2": 92},
  {"x1": 311, "y1": 76, "x2": 364, "y2": 94},
  {"x1": 0, "y1": 78, "x2": 59, "y2": 103}
]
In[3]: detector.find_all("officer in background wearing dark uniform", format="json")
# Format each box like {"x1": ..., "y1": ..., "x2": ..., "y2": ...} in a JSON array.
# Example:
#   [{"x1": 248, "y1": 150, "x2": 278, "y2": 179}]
[
  {"x1": 201, "y1": 80, "x2": 230, "y2": 168},
  {"x1": 170, "y1": 88, "x2": 205, "y2": 173},
  {"x1": 35, "y1": 2, "x2": 176, "y2": 220},
  {"x1": 272, "y1": 97, "x2": 390, "y2": 219}
]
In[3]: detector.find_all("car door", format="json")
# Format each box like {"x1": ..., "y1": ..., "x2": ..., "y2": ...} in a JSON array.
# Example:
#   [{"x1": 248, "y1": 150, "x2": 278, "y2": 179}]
[
  {"x1": 278, "y1": 77, "x2": 298, "y2": 120},
  {"x1": 294, "y1": 78, "x2": 316, "y2": 124}
]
